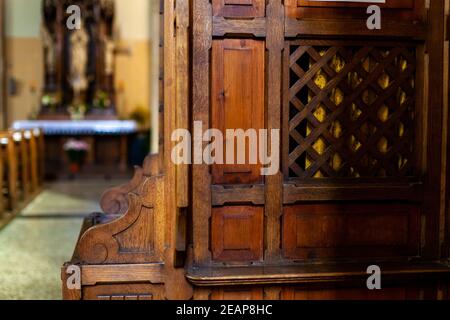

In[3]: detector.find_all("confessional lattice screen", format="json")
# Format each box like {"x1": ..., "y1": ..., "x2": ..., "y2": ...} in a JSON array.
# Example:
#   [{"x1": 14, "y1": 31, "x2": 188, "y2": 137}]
[{"x1": 285, "y1": 40, "x2": 417, "y2": 179}]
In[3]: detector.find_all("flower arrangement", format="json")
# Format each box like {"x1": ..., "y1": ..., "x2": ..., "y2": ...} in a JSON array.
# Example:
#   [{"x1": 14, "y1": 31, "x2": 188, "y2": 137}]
[
  {"x1": 68, "y1": 103, "x2": 87, "y2": 120},
  {"x1": 93, "y1": 90, "x2": 112, "y2": 109},
  {"x1": 63, "y1": 139, "x2": 89, "y2": 174},
  {"x1": 41, "y1": 93, "x2": 61, "y2": 110}
]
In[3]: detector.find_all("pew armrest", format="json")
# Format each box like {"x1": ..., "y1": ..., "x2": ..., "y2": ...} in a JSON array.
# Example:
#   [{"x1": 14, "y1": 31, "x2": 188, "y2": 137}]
[{"x1": 68, "y1": 154, "x2": 166, "y2": 265}]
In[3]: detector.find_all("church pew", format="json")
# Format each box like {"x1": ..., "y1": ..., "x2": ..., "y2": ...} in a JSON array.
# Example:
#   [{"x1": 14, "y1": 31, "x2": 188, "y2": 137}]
[
  {"x1": 11, "y1": 130, "x2": 30, "y2": 202},
  {"x1": 33, "y1": 128, "x2": 45, "y2": 186},
  {"x1": 24, "y1": 130, "x2": 39, "y2": 194},
  {"x1": 0, "y1": 128, "x2": 44, "y2": 230},
  {"x1": 0, "y1": 131, "x2": 19, "y2": 212}
]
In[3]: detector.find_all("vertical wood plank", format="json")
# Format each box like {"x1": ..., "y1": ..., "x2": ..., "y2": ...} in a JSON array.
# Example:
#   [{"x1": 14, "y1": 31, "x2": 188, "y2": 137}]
[
  {"x1": 264, "y1": 287, "x2": 282, "y2": 300},
  {"x1": 446, "y1": 0, "x2": 450, "y2": 260},
  {"x1": 164, "y1": 0, "x2": 190, "y2": 300},
  {"x1": 282, "y1": 42, "x2": 290, "y2": 179},
  {"x1": 265, "y1": 0, "x2": 284, "y2": 262},
  {"x1": 193, "y1": 288, "x2": 212, "y2": 300},
  {"x1": 37, "y1": 129, "x2": 45, "y2": 185},
  {"x1": 164, "y1": 0, "x2": 194, "y2": 300},
  {"x1": 29, "y1": 132, "x2": 39, "y2": 192},
  {"x1": 19, "y1": 132, "x2": 30, "y2": 200},
  {"x1": 193, "y1": 0, "x2": 213, "y2": 264},
  {"x1": 7, "y1": 134, "x2": 18, "y2": 210},
  {"x1": 284, "y1": 0, "x2": 297, "y2": 18},
  {"x1": 163, "y1": 0, "x2": 176, "y2": 264},
  {"x1": 424, "y1": 0, "x2": 446, "y2": 259},
  {"x1": 213, "y1": 0, "x2": 265, "y2": 18},
  {"x1": 176, "y1": 0, "x2": 190, "y2": 209}
]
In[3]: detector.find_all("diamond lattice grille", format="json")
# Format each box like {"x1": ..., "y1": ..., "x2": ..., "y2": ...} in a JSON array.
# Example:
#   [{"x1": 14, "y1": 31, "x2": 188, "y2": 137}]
[{"x1": 286, "y1": 41, "x2": 417, "y2": 179}]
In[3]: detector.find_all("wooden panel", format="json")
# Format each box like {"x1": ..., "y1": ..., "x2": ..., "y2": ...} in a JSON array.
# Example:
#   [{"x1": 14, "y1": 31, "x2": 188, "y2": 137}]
[
  {"x1": 213, "y1": 16, "x2": 266, "y2": 37},
  {"x1": 283, "y1": 180, "x2": 423, "y2": 203},
  {"x1": 282, "y1": 286, "x2": 420, "y2": 300},
  {"x1": 213, "y1": 0, "x2": 265, "y2": 18},
  {"x1": 83, "y1": 284, "x2": 164, "y2": 300},
  {"x1": 282, "y1": 204, "x2": 420, "y2": 259},
  {"x1": 211, "y1": 287, "x2": 264, "y2": 300},
  {"x1": 212, "y1": 184, "x2": 265, "y2": 206},
  {"x1": 211, "y1": 206, "x2": 264, "y2": 262},
  {"x1": 212, "y1": 39, "x2": 265, "y2": 185},
  {"x1": 285, "y1": 0, "x2": 424, "y2": 21},
  {"x1": 297, "y1": 0, "x2": 414, "y2": 9}
]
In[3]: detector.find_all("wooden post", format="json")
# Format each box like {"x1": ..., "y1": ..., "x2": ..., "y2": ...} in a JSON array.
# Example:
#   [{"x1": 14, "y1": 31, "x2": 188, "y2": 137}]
[
  {"x1": 34, "y1": 128, "x2": 45, "y2": 186},
  {"x1": 265, "y1": 0, "x2": 284, "y2": 263},
  {"x1": 17, "y1": 131, "x2": 30, "y2": 201},
  {"x1": 192, "y1": 0, "x2": 213, "y2": 265},
  {"x1": 28, "y1": 131, "x2": 39, "y2": 193},
  {"x1": 6, "y1": 133, "x2": 18, "y2": 211},
  {"x1": 424, "y1": 0, "x2": 446, "y2": 259}
]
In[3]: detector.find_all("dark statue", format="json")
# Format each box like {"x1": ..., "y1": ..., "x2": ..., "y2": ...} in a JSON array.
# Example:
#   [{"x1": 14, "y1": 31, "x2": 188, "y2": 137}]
[{"x1": 40, "y1": 0, "x2": 116, "y2": 119}]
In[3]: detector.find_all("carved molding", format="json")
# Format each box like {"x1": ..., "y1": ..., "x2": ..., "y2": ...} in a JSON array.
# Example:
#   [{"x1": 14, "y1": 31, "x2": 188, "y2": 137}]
[
  {"x1": 100, "y1": 167, "x2": 144, "y2": 215},
  {"x1": 75, "y1": 155, "x2": 166, "y2": 264},
  {"x1": 212, "y1": 16, "x2": 266, "y2": 37}
]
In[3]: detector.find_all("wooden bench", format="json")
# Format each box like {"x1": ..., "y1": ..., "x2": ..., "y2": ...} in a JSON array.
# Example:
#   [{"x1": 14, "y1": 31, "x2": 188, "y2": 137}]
[
  {"x1": 0, "y1": 129, "x2": 44, "y2": 229},
  {"x1": 0, "y1": 131, "x2": 19, "y2": 212},
  {"x1": 33, "y1": 128, "x2": 45, "y2": 186},
  {"x1": 23, "y1": 129, "x2": 41, "y2": 194},
  {"x1": 12, "y1": 130, "x2": 30, "y2": 202}
]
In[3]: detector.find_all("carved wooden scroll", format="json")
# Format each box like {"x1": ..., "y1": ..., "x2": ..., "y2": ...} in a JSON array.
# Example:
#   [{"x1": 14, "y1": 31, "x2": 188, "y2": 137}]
[
  {"x1": 100, "y1": 155, "x2": 160, "y2": 215},
  {"x1": 75, "y1": 155, "x2": 165, "y2": 265}
]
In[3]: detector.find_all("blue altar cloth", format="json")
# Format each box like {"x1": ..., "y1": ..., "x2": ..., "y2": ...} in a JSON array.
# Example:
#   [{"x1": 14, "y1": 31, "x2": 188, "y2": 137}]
[{"x1": 12, "y1": 120, "x2": 138, "y2": 136}]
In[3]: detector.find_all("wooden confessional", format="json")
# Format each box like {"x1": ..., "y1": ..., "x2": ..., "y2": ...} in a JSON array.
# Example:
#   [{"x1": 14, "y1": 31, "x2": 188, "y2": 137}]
[{"x1": 63, "y1": 0, "x2": 450, "y2": 300}]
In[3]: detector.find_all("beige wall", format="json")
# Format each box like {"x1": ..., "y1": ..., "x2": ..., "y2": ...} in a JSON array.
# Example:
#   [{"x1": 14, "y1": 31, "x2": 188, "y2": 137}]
[
  {"x1": 4, "y1": 0, "x2": 42, "y2": 125},
  {"x1": 114, "y1": 0, "x2": 154, "y2": 121},
  {"x1": 4, "y1": 0, "x2": 158, "y2": 127},
  {"x1": 5, "y1": 38, "x2": 43, "y2": 124},
  {"x1": 115, "y1": 39, "x2": 152, "y2": 118}
]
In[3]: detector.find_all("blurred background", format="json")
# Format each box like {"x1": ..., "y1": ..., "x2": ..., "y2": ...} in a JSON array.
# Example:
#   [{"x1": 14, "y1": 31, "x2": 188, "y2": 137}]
[{"x1": 0, "y1": 0, "x2": 161, "y2": 299}]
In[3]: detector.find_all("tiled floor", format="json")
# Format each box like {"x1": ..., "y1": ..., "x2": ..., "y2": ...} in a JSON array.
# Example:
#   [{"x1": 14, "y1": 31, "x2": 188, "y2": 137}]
[{"x1": 0, "y1": 179, "x2": 127, "y2": 300}]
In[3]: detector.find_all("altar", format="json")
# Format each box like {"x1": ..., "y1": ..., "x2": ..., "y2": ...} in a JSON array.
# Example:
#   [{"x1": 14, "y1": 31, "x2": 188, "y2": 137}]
[
  {"x1": 15, "y1": 1, "x2": 151, "y2": 179},
  {"x1": 12, "y1": 120, "x2": 141, "y2": 179}
]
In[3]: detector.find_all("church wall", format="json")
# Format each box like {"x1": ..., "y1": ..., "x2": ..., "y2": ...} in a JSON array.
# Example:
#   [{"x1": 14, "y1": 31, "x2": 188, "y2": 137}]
[
  {"x1": 114, "y1": 0, "x2": 154, "y2": 121},
  {"x1": 114, "y1": 39, "x2": 152, "y2": 119},
  {"x1": 4, "y1": 0, "x2": 42, "y2": 125},
  {"x1": 5, "y1": 37, "x2": 43, "y2": 124}
]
